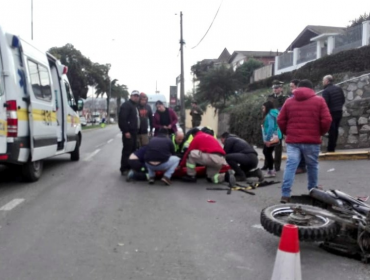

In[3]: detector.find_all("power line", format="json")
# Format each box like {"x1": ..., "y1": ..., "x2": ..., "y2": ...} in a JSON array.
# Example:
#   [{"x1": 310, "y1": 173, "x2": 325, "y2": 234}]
[{"x1": 191, "y1": 0, "x2": 224, "y2": 49}]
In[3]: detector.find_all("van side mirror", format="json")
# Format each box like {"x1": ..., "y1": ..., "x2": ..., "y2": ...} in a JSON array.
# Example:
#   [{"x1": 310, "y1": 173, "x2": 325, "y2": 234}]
[{"x1": 77, "y1": 99, "x2": 84, "y2": 111}]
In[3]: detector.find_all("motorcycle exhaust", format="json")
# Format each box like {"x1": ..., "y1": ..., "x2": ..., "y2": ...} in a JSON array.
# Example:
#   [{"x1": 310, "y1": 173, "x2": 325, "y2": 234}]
[{"x1": 310, "y1": 188, "x2": 343, "y2": 208}]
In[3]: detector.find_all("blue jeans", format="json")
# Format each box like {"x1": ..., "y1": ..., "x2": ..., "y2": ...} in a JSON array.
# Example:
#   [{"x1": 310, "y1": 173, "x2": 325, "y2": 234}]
[
  {"x1": 281, "y1": 144, "x2": 320, "y2": 197},
  {"x1": 145, "y1": 156, "x2": 180, "y2": 179}
]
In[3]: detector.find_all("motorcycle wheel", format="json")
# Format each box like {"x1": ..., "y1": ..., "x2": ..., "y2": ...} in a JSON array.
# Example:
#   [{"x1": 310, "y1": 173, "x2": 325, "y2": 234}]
[{"x1": 261, "y1": 204, "x2": 340, "y2": 242}]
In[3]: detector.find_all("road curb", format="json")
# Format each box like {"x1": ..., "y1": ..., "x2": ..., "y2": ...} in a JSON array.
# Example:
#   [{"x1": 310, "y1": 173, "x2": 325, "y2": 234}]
[{"x1": 281, "y1": 151, "x2": 370, "y2": 161}]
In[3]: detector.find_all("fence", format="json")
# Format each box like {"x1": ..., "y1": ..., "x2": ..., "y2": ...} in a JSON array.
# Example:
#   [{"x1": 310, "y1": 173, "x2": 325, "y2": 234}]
[
  {"x1": 297, "y1": 42, "x2": 317, "y2": 64},
  {"x1": 253, "y1": 64, "x2": 274, "y2": 82},
  {"x1": 333, "y1": 24, "x2": 363, "y2": 54},
  {"x1": 277, "y1": 52, "x2": 293, "y2": 70}
]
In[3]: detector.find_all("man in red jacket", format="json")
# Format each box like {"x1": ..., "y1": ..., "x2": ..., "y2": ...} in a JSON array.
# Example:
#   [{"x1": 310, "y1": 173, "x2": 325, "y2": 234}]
[
  {"x1": 180, "y1": 130, "x2": 234, "y2": 184},
  {"x1": 277, "y1": 79, "x2": 332, "y2": 203}
]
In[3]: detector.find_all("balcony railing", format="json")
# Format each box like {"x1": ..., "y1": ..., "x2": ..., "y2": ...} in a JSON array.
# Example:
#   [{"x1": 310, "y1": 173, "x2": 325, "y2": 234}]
[
  {"x1": 277, "y1": 52, "x2": 293, "y2": 70},
  {"x1": 297, "y1": 42, "x2": 317, "y2": 64},
  {"x1": 333, "y1": 24, "x2": 363, "y2": 54}
]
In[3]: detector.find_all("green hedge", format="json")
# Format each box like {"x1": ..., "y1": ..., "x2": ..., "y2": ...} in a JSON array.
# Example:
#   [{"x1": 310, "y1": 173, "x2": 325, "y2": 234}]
[{"x1": 248, "y1": 45, "x2": 370, "y2": 91}]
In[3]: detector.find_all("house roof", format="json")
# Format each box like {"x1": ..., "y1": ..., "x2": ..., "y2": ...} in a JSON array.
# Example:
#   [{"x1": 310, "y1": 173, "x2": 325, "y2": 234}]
[
  {"x1": 228, "y1": 51, "x2": 281, "y2": 63},
  {"x1": 286, "y1": 25, "x2": 345, "y2": 51},
  {"x1": 217, "y1": 48, "x2": 231, "y2": 63}
]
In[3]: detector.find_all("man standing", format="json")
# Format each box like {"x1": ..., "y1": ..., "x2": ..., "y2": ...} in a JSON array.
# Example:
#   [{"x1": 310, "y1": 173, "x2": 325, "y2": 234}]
[
  {"x1": 137, "y1": 92, "x2": 153, "y2": 147},
  {"x1": 119, "y1": 90, "x2": 140, "y2": 175},
  {"x1": 189, "y1": 100, "x2": 203, "y2": 128},
  {"x1": 265, "y1": 80, "x2": 288, "y2": 172},
  {"x1": 290, "y1": 79, "x2": 306, "y2": 174},
  {"x1": 322, "y1": 75, "x2": 345, "y2": 152},
  {"x1": 221, "y1": 132, "x2": 264, "y2": 182},
  {"x1": 277, "y1": 80, "x2": 332, "y2": 203}
]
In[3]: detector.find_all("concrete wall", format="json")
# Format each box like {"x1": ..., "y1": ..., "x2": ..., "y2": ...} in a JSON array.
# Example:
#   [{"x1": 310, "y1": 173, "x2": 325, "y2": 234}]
[{"x1": 185, "y1": 105, "x2": 219, "y2": 135}]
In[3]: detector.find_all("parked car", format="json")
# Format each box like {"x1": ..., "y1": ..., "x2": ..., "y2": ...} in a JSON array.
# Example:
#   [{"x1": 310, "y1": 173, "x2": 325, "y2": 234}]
[{"x1": 80, "y1": 117, "x2": 87, "y2": 126}]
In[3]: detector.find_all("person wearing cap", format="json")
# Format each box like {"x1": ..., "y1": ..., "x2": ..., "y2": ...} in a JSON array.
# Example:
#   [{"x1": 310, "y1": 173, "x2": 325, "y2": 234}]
[
  {"x1": 137, "y1": 92, "x2": 153, "y2": 147},
  {"x1": 118, "y1": 90, "x2": 141, "y2": 176},
  {"x1": 264, "y1": 80, "x2": 288, "y2": 172},
  {"x1": 189, "y1": 100, "x2": 203, "y2": 128},
  {"x1": 153, "y1": 100, "x2": 178, "y2": 136}
]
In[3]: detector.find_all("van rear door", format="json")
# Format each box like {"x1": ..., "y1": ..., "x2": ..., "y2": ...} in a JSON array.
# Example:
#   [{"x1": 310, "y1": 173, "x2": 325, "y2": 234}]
[{"x1": 0, "y1": 45, "x2": 6, "y2": 155}]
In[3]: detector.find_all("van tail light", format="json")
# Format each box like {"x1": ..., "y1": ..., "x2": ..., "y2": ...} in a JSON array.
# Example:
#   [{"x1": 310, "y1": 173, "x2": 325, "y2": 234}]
[{"x1": 6, "y1": 100, "x2": 18, "y2": 137}]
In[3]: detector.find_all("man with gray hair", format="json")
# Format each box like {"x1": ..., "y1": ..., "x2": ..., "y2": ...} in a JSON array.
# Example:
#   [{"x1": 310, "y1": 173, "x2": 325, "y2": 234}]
[{"x1": 322, "y1": 75, "x2": 345, "y2": 152}]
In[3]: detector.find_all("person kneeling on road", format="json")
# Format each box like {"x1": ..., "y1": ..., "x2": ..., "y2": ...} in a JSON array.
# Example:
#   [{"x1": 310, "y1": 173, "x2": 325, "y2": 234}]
[
  {"x1": 144, "y1": 128, "x2": 180, "y2": 185},
  {"x1": 220, "y1": 132, "x2": 264, "y2": 182},
  {"x1": 126, "y1": 146, "x2": 149, "y2": 182},
  {"x1": 170, "y1": 131, "x2": 185, "y2": 158},
  {"x1": 180, "y1": 129, "x2": 235, "y2": 184}
]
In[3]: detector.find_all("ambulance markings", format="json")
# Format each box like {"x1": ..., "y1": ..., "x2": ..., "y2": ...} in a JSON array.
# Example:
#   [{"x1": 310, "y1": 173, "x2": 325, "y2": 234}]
[{"x1": 0, "y1": 199, "x2": 25, "y2": 211}]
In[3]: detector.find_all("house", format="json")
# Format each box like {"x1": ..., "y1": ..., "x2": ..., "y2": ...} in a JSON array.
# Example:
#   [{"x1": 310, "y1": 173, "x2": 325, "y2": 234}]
[{"x1": 228, "y1": 50, "x2": 281, "y2": 71}]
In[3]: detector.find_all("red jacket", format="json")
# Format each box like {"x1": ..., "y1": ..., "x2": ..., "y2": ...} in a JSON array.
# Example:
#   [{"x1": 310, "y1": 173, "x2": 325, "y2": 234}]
[
  {"x1": 277, "y1": 87, "x2": 332, "y2": 144},
  {"x1": 180, "y1": 132, "x2": 225, "y2": 166}
]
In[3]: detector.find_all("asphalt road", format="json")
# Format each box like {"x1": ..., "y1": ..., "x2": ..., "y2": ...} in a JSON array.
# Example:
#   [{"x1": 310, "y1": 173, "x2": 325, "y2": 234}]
[{"x1": 0, "y1": 125, "x2": 369, "y2": 280}]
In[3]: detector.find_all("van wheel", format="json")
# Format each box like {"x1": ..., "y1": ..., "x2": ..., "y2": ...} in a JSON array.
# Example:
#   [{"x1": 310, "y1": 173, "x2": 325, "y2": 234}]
[
  {"x1": 70, "y1": 135, "x2": 80, "y2": 161},
  {"x1": 22, "y1": 160, "x2": 43, "y2": 182}
]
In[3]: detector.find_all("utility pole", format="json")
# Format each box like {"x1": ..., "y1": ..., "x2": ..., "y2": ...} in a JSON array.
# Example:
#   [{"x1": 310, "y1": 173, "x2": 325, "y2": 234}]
[
  {"x1": 107, "y1": 79, "x2": 111, "y2": 124},
  {"x1": 31, "y1": 0, "x2": 33, "y2": 40},
  {"x1": 179, "y1": 11, "x2": 185, "y2": 132}
]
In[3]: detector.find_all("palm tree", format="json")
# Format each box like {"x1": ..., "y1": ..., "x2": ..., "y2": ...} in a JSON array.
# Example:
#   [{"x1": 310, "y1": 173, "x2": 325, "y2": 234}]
[{"x1": 111, "y1": 83, "x2": 129, "y2": 120}]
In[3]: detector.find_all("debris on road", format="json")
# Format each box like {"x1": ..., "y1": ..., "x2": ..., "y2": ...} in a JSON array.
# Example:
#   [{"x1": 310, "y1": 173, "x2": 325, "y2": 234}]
[
  {"x1": 207, "y1": 200, "x2": 216, "y2": 203},
  {"x1": 327, "y1": 168, "x2": 335, "y2": 172}
]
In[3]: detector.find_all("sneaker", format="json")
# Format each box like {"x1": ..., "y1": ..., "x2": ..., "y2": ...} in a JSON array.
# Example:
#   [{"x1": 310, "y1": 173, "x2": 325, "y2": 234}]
[
  {"x1": 266, "y1": 170, "x2": 276, "y2": 177},
  {"x1": 148, "y1": 177, "x2": 155, "y2": 184},
  {"x1": 126, "y1": 170, "x2": 134, "y2": 182},
  {"x1": 295, "y1": 168, "x2": 307, "y2": 174},
  {"x1": 246, "y1": 168, "x2": 264, "y2": 182},
  {"x1": 280, "y1": 196, "x2": 291, "y2": 203},
  {"x1": 161, "y1": 176, "x2": 171, "y2": 186},
  {"x1": 227, "y1": 170, "x2": 236, "y2": 188},
  {"x1": 182, "y1": 175, "x2": 197, "y2": 183}
]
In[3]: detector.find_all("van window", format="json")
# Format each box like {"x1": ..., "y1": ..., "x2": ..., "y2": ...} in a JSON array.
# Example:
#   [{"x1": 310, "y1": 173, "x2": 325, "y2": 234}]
[
  {"x1": 65, "y1": 81, "x2": 76, "y2": 107},
  {"x1": 28, "y1": 60, "x2": 52, "y2": 102}
]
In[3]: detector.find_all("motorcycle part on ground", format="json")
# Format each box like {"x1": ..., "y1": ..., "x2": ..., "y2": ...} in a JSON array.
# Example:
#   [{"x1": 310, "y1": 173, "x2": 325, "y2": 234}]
[{"x1": 261, "y1": 204, "x2": 340, "y2": 242}]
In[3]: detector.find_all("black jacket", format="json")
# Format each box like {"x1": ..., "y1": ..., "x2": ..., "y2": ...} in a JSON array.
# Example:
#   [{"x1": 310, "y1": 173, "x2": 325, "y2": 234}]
[
  {"x1": 267, "y1": 93, "x2": 288, "y2": 110},
  {"x1": 144, "y1": 135, "x2": 175, "y2": 163},
  {"x1": 322, "y1": 84, "x2": 345, "y2": 113},
  {"x1": 223, "y1": 135, "x2": 257, "y2": 156},
  {"x1": 119, "y1": 99, "x2": 140, "y2": 133},
  {"x1": 138, "y1": 103, "x2": 153, "y2": 134}
]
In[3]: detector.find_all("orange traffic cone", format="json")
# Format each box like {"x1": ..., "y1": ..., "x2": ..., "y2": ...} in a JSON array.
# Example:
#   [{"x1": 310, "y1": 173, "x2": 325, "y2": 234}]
[{"x1": 271, "y1": 224, "x2": 302, "y2": 280}]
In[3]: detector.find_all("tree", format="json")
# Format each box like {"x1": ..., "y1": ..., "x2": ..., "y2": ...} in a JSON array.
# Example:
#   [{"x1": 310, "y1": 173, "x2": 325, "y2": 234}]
[
  {"x1": 111, "y1": 83, "x2": 129, "y2": 119},
  {"x1": 348, "y1": 12, "x2": 370, "y2": 27},
  {"x1": 234, "y1": 58, "x2": 264, "y2": 86},
  {"x1": 194, "y1": 65, "x2": 240, "y2": 110}
]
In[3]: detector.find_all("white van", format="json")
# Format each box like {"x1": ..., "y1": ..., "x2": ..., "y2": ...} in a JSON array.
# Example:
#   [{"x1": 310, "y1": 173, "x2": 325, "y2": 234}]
[{"x1": 0, "y1": 27, "x2": 82, "y2": 182}]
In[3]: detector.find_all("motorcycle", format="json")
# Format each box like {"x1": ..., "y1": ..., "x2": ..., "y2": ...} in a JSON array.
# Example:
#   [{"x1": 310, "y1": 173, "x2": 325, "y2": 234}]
[{"x1": 260, "y1": 188, "x2": 370, "y2": 263}]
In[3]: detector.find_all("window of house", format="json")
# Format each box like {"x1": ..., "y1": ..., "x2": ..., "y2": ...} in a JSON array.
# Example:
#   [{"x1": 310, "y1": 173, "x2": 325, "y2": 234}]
[{"x1": 28, "y1": 60, "x2": 52, "y2": 102}]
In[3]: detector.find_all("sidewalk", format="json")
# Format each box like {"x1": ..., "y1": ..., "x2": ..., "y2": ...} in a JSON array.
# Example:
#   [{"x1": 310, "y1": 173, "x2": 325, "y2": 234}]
[{"x1": 254, "y1": 146, "x2": 370, "y2": 161}]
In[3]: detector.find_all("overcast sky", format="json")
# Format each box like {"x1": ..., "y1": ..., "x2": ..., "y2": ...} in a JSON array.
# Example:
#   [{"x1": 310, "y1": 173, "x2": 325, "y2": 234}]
[{"x1": 1, "y1": 0, "x2": 369, "y2": 100}]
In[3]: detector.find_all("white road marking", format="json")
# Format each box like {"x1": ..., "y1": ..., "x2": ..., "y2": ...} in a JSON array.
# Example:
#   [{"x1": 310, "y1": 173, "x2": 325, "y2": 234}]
[
  {"x1": 252, "y1": 224, "x2": 264, "y2": 229},
  {"x1": 0, "y1": 199, "x2": 25, "y2": 211},
  {"x1": 84, "y1": 149, "x2": 101, "y2": 161},
  {"x1": 95, "y1": 143, "x2": 105, "y2": 148},
  {"x1": 107, "y1": 139, "x2": 113, "y2": 144}
]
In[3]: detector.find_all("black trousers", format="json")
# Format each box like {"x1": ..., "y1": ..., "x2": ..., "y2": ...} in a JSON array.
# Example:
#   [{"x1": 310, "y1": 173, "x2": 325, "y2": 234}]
[
  {"x1": 263, "y1": 145, "x2": 275, "y2": 170},
  {"x1": 120, "y1": 133, "x2": 137, "y2": 172},
  {"x1": 327, "y1": 111, "x2": 342, "y2": 152},
  {"x1": 226, "y1": 153, "x2": 258, "y2": 179},
  {"x1": 274, "y1": 141, "x2": 282, "y2": 171}
]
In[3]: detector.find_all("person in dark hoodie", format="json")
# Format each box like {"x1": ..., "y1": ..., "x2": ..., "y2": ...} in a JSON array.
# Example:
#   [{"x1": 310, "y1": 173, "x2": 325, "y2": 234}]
[
  {"x1": 137, "y1": 92, "x2": 153, "y2": 147},
  {"x1": 118, "y1": 90, "x2": 140, "y2": 176},
  {"x1": 144, "y1": 128, "x2": 180, "y2": 185},
  {"x1": 220, "y1": 132, "x2": 264, "y2": 182},
  {"x1": 277, "y1": 79, "x2": 332, "y2": 203}
]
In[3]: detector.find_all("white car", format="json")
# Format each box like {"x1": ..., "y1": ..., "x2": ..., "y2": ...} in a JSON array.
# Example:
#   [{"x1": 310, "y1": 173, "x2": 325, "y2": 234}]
[{"x1": 80, "y1": 117, "x2": 87, "y2": 126}]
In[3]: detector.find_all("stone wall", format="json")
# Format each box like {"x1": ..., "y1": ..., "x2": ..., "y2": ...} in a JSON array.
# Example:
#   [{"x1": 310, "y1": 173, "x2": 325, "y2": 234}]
[{"x1": 319, "y1": 73, "x2": 370, "y2": 149}]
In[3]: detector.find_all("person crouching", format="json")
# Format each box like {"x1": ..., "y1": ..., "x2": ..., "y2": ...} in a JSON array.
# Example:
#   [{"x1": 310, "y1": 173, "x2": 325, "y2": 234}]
[
  {"x1": 180, "y1": 129, "x2": 235, "y2": 184},
  {"x1": 144, "y1": 128, "x2": 180, "y2": 185}
]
